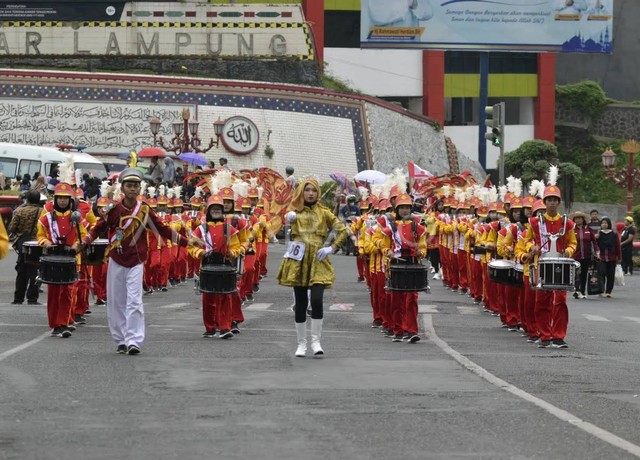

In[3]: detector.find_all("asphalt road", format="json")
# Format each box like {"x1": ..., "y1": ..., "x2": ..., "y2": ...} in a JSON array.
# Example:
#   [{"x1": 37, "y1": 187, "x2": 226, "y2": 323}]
[{"x1": 1, "y1": 243, "x2": 640, "y2": 460}]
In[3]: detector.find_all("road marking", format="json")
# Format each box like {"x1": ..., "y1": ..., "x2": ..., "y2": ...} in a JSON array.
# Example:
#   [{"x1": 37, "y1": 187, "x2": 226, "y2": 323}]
[
  {"x1": 329, "y1": 303, "x2": 354, "y2": 311},
  {"x1": 0, "y1": 332, "x2": 49, "y2": 363},
  {"x1": 418, "y1": 304, "x2": 438, "y2": 313},
  {"x1": 623, "y1": 317, "x2": 640, "y2": 324},
  {"x1": 457, "y1": 306, "x2": 479, "y2": 315},
  {"x1": 159, "y1": 303, "x2": 191, "y2": 309},
  {"x1": 244, "y1": 303, "x2": 273, "y2": 311},
  {"x1": 583, "y1": 314, "x2": 611, "y2": 322},
  {"x1": 422, "y1": 314, "x2": 640, "y2": 458}
]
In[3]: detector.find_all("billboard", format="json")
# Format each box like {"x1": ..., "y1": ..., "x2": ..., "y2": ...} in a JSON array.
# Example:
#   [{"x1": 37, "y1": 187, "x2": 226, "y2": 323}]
[{"x1": 361, "y1": 0, "x2": 613, "y2": 53}]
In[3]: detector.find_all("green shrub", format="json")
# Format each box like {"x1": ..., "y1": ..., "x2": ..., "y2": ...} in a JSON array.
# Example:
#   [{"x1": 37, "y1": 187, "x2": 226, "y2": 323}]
[{"x1": 556, "y1": 80, "x2": 608, "y2": 119}]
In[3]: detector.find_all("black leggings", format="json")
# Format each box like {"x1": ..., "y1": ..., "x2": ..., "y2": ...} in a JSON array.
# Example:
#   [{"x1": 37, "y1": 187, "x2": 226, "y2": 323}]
[
  {"x1": 575, "y1": 258, "x2": 591, "y2": 295},
  {"x1": 598, "y1": 260, "x2": 616, "y2": 294},
  {"x1": 429, "y1": 248, "x2": 441, "y2": 272},
  {"x1": 621, "y1": 246, "x2": 633, "y2": 274},
  {"x1": 294, "y1": 285, "x2": 324, "y2": 323}
]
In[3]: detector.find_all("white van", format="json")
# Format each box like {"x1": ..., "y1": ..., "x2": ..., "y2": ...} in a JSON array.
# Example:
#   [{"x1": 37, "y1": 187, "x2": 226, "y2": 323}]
[{"x1": 0, "y1": 143, "x2": 108, "y2": 181}]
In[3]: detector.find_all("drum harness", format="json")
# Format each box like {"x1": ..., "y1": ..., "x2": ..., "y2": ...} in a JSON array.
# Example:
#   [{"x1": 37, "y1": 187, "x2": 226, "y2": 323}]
[
  {"x1": 384, "y1": 214, "x2": 421, "y2": 266},
  {"x1": 537, "y1": 214, "x2": 568, "y2": 257}
]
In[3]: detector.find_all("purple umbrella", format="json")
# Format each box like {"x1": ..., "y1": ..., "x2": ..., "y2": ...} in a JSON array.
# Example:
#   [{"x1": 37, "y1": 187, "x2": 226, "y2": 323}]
[
  {"x1": 178, "y1": 151, "x2": 208, "y2": 166},
  {"x1": 329, "y1": 172, "x2": 355, "y2": 194}
]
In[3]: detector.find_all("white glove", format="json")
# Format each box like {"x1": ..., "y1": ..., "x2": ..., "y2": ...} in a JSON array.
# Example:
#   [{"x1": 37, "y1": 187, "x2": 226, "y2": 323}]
[
  {"x1": 285, "y1": 211, "x2": 297, "y2": 223},
  {"x1": 316, "y1": 246, "x2": 333, "y2": 261}
]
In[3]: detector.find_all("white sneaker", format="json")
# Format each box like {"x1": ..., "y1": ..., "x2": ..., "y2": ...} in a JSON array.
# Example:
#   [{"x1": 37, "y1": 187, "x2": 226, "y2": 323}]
[{"x1": 433, "y1": 273, "x2": 441, "y2": 280}]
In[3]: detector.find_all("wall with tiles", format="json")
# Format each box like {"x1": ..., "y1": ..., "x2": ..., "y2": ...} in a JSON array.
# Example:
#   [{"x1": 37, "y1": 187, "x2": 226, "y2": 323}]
[{"x1": 0, "y1": 70, "x2": 484, "y2": 184}]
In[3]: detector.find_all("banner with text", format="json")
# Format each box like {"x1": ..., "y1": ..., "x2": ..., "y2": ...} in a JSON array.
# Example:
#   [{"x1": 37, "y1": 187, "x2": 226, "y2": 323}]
[{"x1": 361, "y1": 0, "x2": 613, "y2": 53}]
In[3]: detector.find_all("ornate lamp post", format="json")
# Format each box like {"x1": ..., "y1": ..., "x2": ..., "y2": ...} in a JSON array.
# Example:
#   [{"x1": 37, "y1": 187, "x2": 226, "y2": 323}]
[
  {"x1": 601, "y1": 140, "x2": 640, "y2": 216},
  {"x1": 150, "y1": 108, "x2": 225, "y2": 154}
]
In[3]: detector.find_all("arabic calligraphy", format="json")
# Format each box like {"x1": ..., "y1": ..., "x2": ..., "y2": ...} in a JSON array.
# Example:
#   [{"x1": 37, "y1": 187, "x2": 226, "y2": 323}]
[
  {"x1": 0, "y1": 101, "x2": 183, "y2": 152},
  {"x1": 221, "y1": 116, "x2": 259, "y2": 155}
]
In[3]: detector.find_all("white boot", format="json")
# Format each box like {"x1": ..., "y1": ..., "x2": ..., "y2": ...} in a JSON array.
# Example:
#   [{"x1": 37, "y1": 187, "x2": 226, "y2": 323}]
[
  {"x1": 295, "y1": 321, "x2": 307, "y2": 357},
  {"x1": 310, "y1": 318, "x2": 324, "y2": 357}
]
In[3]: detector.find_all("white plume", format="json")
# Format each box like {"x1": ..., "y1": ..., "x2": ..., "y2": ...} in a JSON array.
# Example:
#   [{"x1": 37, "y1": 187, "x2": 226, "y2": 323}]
[
  {"x1": 256, "y1": 186, "x2": 263, "y2": 199},
  {"x1": 140, "y1": 180, "x2": 147, "y2": 197},
  {"x1": 370, "y1": 183, "x2": 384, "y2": 198},
  {"x1": 112, "y1": 182, "x2": 122, "y2": 201},
  {"x1": 506, "y1": 176, "x2": 516, "y2": 193},
  {"x1": 173, "y1": 185, "x2": 182, "y2": 201},
  {"x1": 232, "y1": 179, "x2": 249, "y2": 199},
  {"x1": 498, "y1": 185, "x2": 508, "y2": 202},
  {"x1": 536, "y1": 180, "x2": 546, "y2": 198},
  {"x1": 215, "y1": 169, "x2": 234, "y2": 189},
  {"x1": 158, "y1": 184, "x2": 166, "y2": 197},
  {"x1": 167, "y1": 187, "x2": 175, "y2": 200},
  {"x1": 547, "y1": 164, "x2": 559, "y2": 186},
  {"x1": 388, "y1": 168, "x2": 407, "y2": 191},
  {"x1": 147, "y1": 186, "x2": 156, "y2": 198},
  {"x1": 358, "y1": 186, "x2": 369, "y2": 201},
  {"x1": 206, "y1": 174, "x2": 218, "y2": 194},
  {"x1": 455, "y1": 188, "x2": 466, "y2": 203},
  {"x1": 193, "y1": 186, "x2": 202, "y2": 199},
  {"x1": 488, "y1": 185, "x2": 498, "y2": 203},
  {"x1": 248, "y1": 177, "x2": 258, "y2": 188},
  {"x1": 379, "y1": 180, "x2": 392, "y2": 199},
  {"x1": 512, "y1": 178, "x2": 523, "y2": 198},
  {"x1": 100, "y1": 180, "x2": 110, "y2": 198},
  {"x1": 477, "y1": 188, "x2": 490, "y2": 206},
  {"x1": 466, "y1": 184, "x2": 479, "y2": 201},
  {"x1": 57, "y1": 156, "x2": 76, "y2": 185},
  {"x1": 528, "y1": 180, "x2": 539, "y2": 198}
]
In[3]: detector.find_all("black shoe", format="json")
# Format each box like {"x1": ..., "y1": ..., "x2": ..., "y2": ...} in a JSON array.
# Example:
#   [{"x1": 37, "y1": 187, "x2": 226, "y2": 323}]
[
  {"x1": 382, "y1": 329, "x2": 394, "y2": 337},
  {"x1": 127, "y1": 345, "x2": 141, "y2": 355},
  {"x1": 50, "y1": 327, "x2": 63, "y2": 337},
  {"x1": 391, "y1": 334, "x2": 404, "y2": 343},
  {"x1": 231, "y1": 321, "x2": 240, "y2": 334},
  {"x1": 74, "y1": 314, "x2": 87, "y2": 325},
  {"x1": 357, "y1": 277, "x2": 365, "y2": 283},
  {"x1": 202, "y1": 330, "x2": 215, "y2": 338},
  {"x1": 408, "y1": 334, "x2": 421, "y2": 343},
  {"x1": 84, "y1": 309, "x2": 92, "y2": 315},
  {"x1": 253, "y1": 284, "x2": 260, "y2": 293},
  {"x1": 161, "y1": 286, "x2": 168, "y2": 292},
  {"x1": 61, "y1": 327, "x2": 72, "y2": 338},
  {"x1": 537, "y1": 340, "x2": 551, "y2": 348},
  {"x1": 11, "y1": 301, "x2": 23, "y2": 305},
  {"x1": 371, "y1": 321, "x2": 382, "y2": 328},
  {"x1": 169, "y1": 279, "x2": 176, "y2": 287},
  {"x1": 66, "y1": 324, "x2": 77, "y2": 332},
  {"x1": 116, "y1": 344, "x2": 127, "y2": 354},
  {"x1": 219, "y1": 330, "x2": 234, "y2": 339},
  {"x1": 246, "y1": 294, "x2": 254, "y2": 302},
  {"x1": 550, "y1": 339, "x2": 568, "y2": 349},
  {"x1": 527, "y1": 336, "x2": 539, "y2": 343},
  {"x1": 96, "y1": 298, "x2": 106, "y2": 305},
  {"x1": 507, "y1": 326, "x2": 519, "y2": 332}
]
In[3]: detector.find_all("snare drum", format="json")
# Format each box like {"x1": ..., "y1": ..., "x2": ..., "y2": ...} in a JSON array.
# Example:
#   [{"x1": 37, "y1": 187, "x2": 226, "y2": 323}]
[
  {"x1": 529, "y1": 257, "x2": 579, "y2": 291},
  {"x1": 84, "y1": 239, "x2": 109, "y2": 265},
  {"x1": 512, "y1": 264, "x2": 524, "y2": 287},
  {"x1": 386, "y1": 263, "x2": 429, "y2": 292},
  {"x1": 488, "y1": 259, "x2": 515, "y2": 285},
  {"x1": 235, "y1": 256, "x2": 244, "y2": 278},
  {"x1": 198, "y1": 265, "x2": 237, "y2": 294},
  {"x1": 38, "y1": 255, "x2": 78, "y2": 285},
  {"x1": 22, "y1": 240, "x2": 42, "y2": 265}
]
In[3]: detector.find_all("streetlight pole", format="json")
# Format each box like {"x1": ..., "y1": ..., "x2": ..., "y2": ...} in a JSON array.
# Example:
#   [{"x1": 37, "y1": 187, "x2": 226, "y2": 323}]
[{"x1": 601, "y1": 140, "x2": 640, "y2": 216}]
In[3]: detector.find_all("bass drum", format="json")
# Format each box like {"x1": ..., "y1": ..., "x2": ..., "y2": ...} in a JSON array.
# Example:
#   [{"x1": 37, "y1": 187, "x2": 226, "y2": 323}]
[
  {"x1": 386, "y1": 263, "x2": 429, "y2": 292},
  {"x1": 39, "y1": 255, "x2": 78, "y2": 285},
  {"x1": 198, "y1": 265, "x2": 237, "y2": 294}
]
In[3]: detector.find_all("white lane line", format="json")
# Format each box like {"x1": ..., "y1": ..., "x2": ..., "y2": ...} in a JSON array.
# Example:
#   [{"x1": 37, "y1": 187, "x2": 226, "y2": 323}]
[
  {"x1": 422, "y1": 314, "x2": 640, "y2": 458},
  {"x1": 329, "y1": 303, "x2": 354, "y2": 311},
  {"x1": 0, "y1": 333, "x2": 49, "y2": 363},
  {"x1": 418, "y1": 304, "x2": 438, "y2": 313},
  {"x1": 159, "y1": 303, "x2": 191, "y2": 309},
  {"x1": 583, "y1": 314, "x2": 612, "y2": 322},
  {"x1": 623, "y1": 317, "x2": 640, "y2": 324},
  {"x1": 457, "y1": 306, "x2": 479, "y2": 315},
  {"x1": 244, "y1": 303, "x2": 273, "y2": 311}
]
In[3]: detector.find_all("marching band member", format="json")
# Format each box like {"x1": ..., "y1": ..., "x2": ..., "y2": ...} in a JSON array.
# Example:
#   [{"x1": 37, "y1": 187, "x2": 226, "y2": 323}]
[
  {"x1": 278, "y1": 178, "x2": 347, "y2": 357},
  {"x1": 189, "y1": 194, "x2": 242, "y2": 339},
  {"x1": 81, "y1": 169, "x2": 190, "y2": 355},
  {"x1": 522, "y1": 167, "x2": 577, "y2": 349},
  {"x1": 37, "y1": 182, "x2": 85, "y2": 338},
  {"x1": 372, "y1": 193, "x2": 427, "y2": 343}
]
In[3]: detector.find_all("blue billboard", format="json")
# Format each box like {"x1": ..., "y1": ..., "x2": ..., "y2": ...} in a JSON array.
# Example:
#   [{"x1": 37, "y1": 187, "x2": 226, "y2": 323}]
[{"x1": 361, "y1": 0, "x2": 613, "y2": 53}]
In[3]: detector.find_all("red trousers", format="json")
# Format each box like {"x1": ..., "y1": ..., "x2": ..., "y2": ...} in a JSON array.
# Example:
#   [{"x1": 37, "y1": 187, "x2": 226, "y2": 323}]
[
  {"x1": 240, "y1": 253, "x2": 256, "y2": 298},
  {"x1": 535, "y1": 290, "x2": 568, "y2": 341},
  {"x1": 92, "y1": 263, "x2": 107, "y2": 301},
  {"x1": 202, "y1": 292, "x2": 232, "y2": 332},
  {"x1": 448, "y1": 250, "x2": 459, "y2": 289},
  {"x1": 158, "y1": 245, "x2": 171, "y2": 287},
  {"x1": 470, "y1": 258, "x2": 483, "y2": 301},
  {"x1": 370, "y1": 271, "x2": 385, "y2": 324},
  {"x1": 440, "y1": 246, "x2": 450, "y2": 285},
  {"x1": 356, "y1": 254, "x2": 367, "y2": 281},
  {"x1": 390, "y1": 291, "x2": 419, "y2": 335},
  {"x1": 230, "y1": 291, "x2": 244, "y2": 323},
  {"x1": 73, "y1": 265, "x2": 90, "y2": 316},
  {"x1": 145, "y1": 248, "x2": 161, "y2": 288},
  {"x1": 456, "y1": 250, "x2": 468, "y2": 290},
  {"x1": 504, "y1": 284, "x2": 520, "y2": 327},
  {"x1": 47, "y1": 284, "x2": 73, "y2": 329},
  {"x1": 522, "y1": 276, "x2": 538, "y2": 338}
]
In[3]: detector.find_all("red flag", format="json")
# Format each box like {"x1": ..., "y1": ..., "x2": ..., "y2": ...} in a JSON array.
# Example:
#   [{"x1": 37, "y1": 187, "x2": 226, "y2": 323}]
[
  {"x1": 408, "y1": 161, "x2": 433, "y2": 180},
  {"x1": 483, "y1": 175, "x2": 493, "y2": 188}
]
